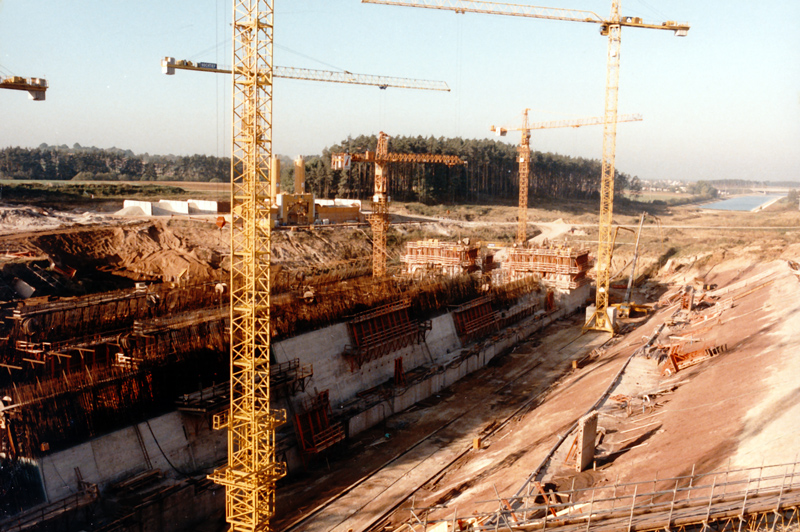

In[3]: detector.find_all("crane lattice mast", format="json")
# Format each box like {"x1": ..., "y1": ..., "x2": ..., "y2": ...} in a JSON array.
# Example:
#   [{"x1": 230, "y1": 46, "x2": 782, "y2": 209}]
[
  {"x1": 207, "y1": 1, "x2": 284, "y2": 531},
  {"x1": 364, "y1": 0, "x2": 688, "y2": 333},
  {"x1": 517, "y1": 109, "x2": 531, "y2": 244}
]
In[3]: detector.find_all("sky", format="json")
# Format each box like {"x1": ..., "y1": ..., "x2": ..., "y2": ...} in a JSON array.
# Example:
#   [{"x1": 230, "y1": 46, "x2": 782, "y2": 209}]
[{"x1": 1, "y1": 1, "x2": 798, "y2": 183}]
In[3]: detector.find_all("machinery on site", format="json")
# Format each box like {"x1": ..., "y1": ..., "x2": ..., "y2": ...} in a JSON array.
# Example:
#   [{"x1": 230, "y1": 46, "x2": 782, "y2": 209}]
[
  {"x1": 331, "y1": 132, "x2": 466, "y2": 278},
  {"x1": 609, "y1": 211, "x2": 660, "y2": 318},
  {"x1": 161, "y1": 56, "x2": 450, "y2": 91},
  {"x1": 0, "y1": 76, "x2": 48, "y2": 100},
  {"x1": 491, "y1": 109, "x2": 642, "y2": 245},
  {"x1": 361, "y1": 0, "x2": 689, "y2": 334}
]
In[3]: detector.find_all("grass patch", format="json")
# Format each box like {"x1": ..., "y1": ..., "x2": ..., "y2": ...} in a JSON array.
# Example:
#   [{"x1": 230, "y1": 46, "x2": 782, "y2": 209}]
[{"x1": 0, "y1": 182, "x2": 186, "y2": 205}]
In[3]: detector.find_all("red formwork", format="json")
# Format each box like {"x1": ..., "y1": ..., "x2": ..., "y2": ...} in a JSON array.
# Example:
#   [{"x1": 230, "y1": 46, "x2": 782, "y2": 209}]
[
  {"x1": 343, "y1": 300, "x2": 430, "y2": 370},
  {"x1": 403, "y1": 239, "x2": 480, "y2": 276},
  {"x1": 451, "y1": 296, "x2": 499, "y2": 344},
  {"x1": 294, "y1": 390, "x2": 345, "y2": 454},
  {"x1": 505, "y1": 245, "x2": 592, "y2": 289}
]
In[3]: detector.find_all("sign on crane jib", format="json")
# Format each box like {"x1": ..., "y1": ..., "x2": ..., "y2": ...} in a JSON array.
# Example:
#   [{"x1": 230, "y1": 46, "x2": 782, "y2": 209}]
[{"x1": 198, "y1": 62, "x2": 217, "y2": 70}]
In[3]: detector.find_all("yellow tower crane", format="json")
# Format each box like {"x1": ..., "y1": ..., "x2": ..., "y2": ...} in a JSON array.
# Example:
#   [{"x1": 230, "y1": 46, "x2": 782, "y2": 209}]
[
  {"x1": 176, "y1": 5, "x2": 455, "y2": 531},
  {"x1": 0, "y1": 76, "x2": 48, "y2": 101},
  {"x1": 491, "y1": 110, "x2": 643, "y2": 245},
  {"x1": 331, "y1": 132, "x2": 465, "y2": 278},
  {"x1": 162, "y1": 57, "x2": 451, "y2": 91},
  {"x1": 203, "y1": 2, "x2": 280, "y2": 531},
  {"x1": 362, "y1": 0, "x2": 688, "y2": 333}
]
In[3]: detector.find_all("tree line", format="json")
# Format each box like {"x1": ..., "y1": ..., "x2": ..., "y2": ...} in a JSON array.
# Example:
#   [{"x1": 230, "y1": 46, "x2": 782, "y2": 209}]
[
  {"x1": 0, "y1": 143, "x2": 228, "y2": 182},
  {"x1": 305, "y1": 134, "x2": 637, "y2": 204},
  {"x1": 1, "y1": 137, "x2": 638, "y2": 204}
]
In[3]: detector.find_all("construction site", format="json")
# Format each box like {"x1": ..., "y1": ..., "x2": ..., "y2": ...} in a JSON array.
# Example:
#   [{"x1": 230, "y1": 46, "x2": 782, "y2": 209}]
[{"x1": 2, "y1": 2, "x2": 800, "y2": 532}]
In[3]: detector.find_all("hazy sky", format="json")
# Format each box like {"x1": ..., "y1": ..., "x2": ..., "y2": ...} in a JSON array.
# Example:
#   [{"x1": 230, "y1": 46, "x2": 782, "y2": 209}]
[{"x1": 1, "y1": 1, "x2": 798, "y2": 182}]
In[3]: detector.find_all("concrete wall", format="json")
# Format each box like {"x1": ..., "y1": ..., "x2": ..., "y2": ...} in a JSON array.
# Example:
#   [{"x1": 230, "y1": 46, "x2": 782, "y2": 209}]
[
  {"x1": 188, "y1": 199, "x2": 220, "y2": 214},
  {"x1": 553, "y1": 283, "x2": 591, "y2": 311},
  {"x1": 122, "y1": 199, "x2": 223, "y2": 216},
  {"x1": 158, "y1": 199, "x2": 190, "y2": 214},
  {"x1": 272, "y1": 316, "x2": 461, "y2": 411},
  {"x1": 346, "y1": 303, "x2": 573, "y2": 437},
  {"x1": 315, "y1": 198, "x2": 362, "y2": 209},
  {"x1": 38, "y1": 411, "x2": 225, "y2": 503},
  {"x1": 122, "y1": 200, "x2": 153, "y2": 216},
  {"x1": 315, "y1": 204, "x2": 362, "y2": 223},
  {"x1": 34, "y1": 282, "x2": 585, "y2": 505}
]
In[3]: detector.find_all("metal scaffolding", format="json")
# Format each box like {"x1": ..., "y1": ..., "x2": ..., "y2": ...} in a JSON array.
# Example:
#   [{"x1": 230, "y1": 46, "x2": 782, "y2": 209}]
[{"x1": 406, "y1": 461, "x2": 800, "y2": 532}]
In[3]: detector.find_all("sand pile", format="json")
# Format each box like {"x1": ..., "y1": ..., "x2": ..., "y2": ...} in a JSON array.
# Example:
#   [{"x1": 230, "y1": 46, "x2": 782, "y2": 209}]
[{"x1": 29, "y1": 221, "x2": 223, "y2": 283}]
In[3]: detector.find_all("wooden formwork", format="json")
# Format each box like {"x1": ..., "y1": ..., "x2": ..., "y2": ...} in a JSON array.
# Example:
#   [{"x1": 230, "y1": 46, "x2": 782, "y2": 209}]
[{"x1": 452, "y1": 296, "x2": 499, "y2": 344}]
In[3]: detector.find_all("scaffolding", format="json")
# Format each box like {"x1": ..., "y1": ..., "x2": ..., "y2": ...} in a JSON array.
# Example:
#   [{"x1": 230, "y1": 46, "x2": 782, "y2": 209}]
[
  {"x1": 505, "y1": 244, "x2": 591, "y2": 289},
  {"x1": 403, "y1": 239, "x2": 481, "y2": 277},
  {"x1": 406, "y1": 461, "x2": 800, "y2": 532}
]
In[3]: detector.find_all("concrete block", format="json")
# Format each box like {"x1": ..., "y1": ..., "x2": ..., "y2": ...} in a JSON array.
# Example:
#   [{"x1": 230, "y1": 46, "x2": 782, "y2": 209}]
[
  {"x1": 576, "y1": 411, "x2": 598, "y2": 472},
  {"x1": 187, "y1": 199, "x2": 219, "y2": 214},
  {"x1": 123, "y1": 199, "x2": 153, "y2": 216},
  {"x1": 158, "y1": 199, "x2": 190, "y2": 214},
  {"x1": 426, "y1": 314, "x2": 462, "y2": 360}
]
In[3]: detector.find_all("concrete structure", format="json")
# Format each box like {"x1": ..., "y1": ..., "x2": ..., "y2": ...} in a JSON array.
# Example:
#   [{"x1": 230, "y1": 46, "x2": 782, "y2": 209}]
[
  {"x1": 37, "y1": 410, "x2": 225, "y2": 502},
  {"x1": 276, "y1": 193, "x2": 315, "y2": 225},
  {"x1": 576, "y1": 410, "x2": 598, "y2": 472},
  {"x1": 121, "y1": 199, "x2": 154, "y2": 216},
  {"x1": 12, "y1": 270, "x2": 590, "y2": 531},
  {"x1": 314, "y1": 198, "x2": 363, "y2": 224},
  {"x1": 121, "y1": 199, "x2": 228, "y2": 216},
  {"x1": 402, "y1": 239, "x2": 481, "y2": 276},
  {"x1": 505, "y1": 244, "x2": 592, "y2": 289}
]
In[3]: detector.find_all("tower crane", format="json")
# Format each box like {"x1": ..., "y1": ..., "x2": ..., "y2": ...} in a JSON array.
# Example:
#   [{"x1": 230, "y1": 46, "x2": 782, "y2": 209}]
[
  {"x1": 0, "y1": 76, "x2": 48, "y2": 101},
  {"x1": 175, "y1": 5, "x2": 456, "y2": 532},
  {"x1": 331, "y1": 132, "x2": 465, "y2": 277},
  {"x1": 201, "y1": 3, "x2": 280, "y2": 531},
  {"x1": 162, "y1": 57, "x2": 450, "y2": 91},
  {"x1": 491, "y1": 109, "x2": 643, "y2": 245},
  {"x1": 362, "y1": 0, "x2": 689, "y2": 334}
]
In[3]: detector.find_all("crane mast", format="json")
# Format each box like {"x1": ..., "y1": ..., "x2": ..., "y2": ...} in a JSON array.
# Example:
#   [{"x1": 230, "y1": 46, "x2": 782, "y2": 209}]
[
  {"x1": 207, "y1": 1, "x2": 283, "y2": 531},
  {"x1": 188, "y1": 5, "x2": 458, "y2": 528},
  {"x1": 517, "y1": 109, "x2": 531, "y2": 244},
  {"x1": 592, "y1": 2, "x2": 622, "y2": 332},
  {"x1": 364, "y1": 0, "x2": 688, "y2": 333}
]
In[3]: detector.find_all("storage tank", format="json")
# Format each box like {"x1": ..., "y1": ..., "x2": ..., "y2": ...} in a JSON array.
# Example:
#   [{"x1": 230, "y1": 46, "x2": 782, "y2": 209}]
[{"x1": 294, "y1": 156, "x2": 305, "y2": 194}]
